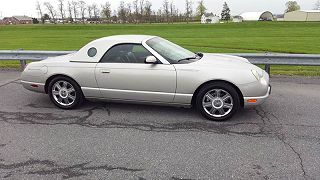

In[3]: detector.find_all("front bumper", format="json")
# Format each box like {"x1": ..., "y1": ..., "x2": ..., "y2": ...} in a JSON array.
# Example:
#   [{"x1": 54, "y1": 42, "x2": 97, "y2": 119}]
[
  {"x1": 21, "y1": 80, "x2": 46, "y2": 93},
  {"x1": 244, "y1": 85, "x2": 271, "y2": 107}
]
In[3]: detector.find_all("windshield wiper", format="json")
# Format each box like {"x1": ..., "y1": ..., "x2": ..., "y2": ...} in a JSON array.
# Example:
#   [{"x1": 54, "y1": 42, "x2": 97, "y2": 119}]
[
  {"x1": 196, "y1": 52, "x2": 204, "y2": 58},
  {"x1": 177, "y1": 53, "x2": 204, "y2": 63},
  {"x1": 177, "y1": 56, "x2": 197, "y2": 62}
]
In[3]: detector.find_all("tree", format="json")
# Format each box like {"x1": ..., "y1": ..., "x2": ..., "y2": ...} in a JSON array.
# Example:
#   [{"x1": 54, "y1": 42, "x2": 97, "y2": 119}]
[
  {"x1": 185, "y1": 0, "x2": 193, "y2": 23},
  {"x1": 139, "y1": 0, "x2": 145, "y2": 22},
  {"x1": 42, "y1": 13, "x2": 51, "y2": 21},
  {"x1": 133, "y1": 0, "x2": 139, "y2": 23},
  {"x1": 163, "y1": 0, "x2": 170, "y2": 23},
  {"x1": 36, "y1": 1, "x2": 44, "y2": 24},
  {"x1": 78, "y1": 1, "x2": 86, "y2": 23},
  {"x1": 196, "y1": 0, "x2": 206, "y2": 20},
  {"x1": 101, "y1": 2, "x2": 112, "y2": 21},
  {"x1": 126, "y1": 3, "x2": 133, "y2": 23},
  {"x1": 170, "y1": 1, "x2": 175, "y2": 23},
  {"x1": 314, "y1": 0, "x2": 320, "y2": 10},
  {"x1": 285, "y1": 1, "x2": 300, "y2": 13},
  {"x1": 87, "y1": 5, "x2": 93, "y2": 19},
  {"x1": 32, "y1": 18, "x2": 39, "y2": 24},
  {"x1": 67, "y1": 1, "x2": 73, "y2": 22},
  {"x1": 71, "y1": 1, "x2": 78, "y2": 22},
  {"x1": 44, "y1": 2, "x2": 57, "y2": 23},
  {"x1": 144, "y1": 1, "x2": 152, "y2": 23},
  {"x1": 221, "y1": 2, "x2": 231, "y2": 21},
  {"x1": 111, "y1": 10, "x2": 118, "y2": 22},
  {"x1": 57, "y1": 0, "x2": 65, "y2": 23},
  {"x1": 92, "y1": 3, "x2": 100, "y2": 21},
  {"x1": 118, "y1": 1, "x2": 127, "y2": 23}
]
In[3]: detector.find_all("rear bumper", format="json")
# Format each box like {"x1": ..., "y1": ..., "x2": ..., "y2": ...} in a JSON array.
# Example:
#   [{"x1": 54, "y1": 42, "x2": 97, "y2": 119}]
[
  {"x1": 21, "y1": 80, "x2": 46, "y2": 93},
  {"x1": 243, "y1": 85, "x2": 271, "y2": 107}
]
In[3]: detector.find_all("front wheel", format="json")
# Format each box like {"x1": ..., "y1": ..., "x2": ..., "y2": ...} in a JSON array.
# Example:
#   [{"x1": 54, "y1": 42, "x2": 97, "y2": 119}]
[
  {"x1": 196, "y1": 82, "x2": 240, "y2": 121},
  {"x1": 48, "y1": 76, "x2": 84, "y2": 109}
]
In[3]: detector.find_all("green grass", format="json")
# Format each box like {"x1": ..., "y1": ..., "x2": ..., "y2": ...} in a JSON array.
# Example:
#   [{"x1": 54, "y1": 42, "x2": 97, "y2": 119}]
[{"x1": 0, "y1": 22, "x2": 320, "y2": 75}]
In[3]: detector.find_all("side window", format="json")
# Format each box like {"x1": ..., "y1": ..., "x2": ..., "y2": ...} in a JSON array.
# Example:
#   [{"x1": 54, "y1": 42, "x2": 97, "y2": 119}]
[{"x1": 100, "y1": 44, "x2": 153, "y2": 63}]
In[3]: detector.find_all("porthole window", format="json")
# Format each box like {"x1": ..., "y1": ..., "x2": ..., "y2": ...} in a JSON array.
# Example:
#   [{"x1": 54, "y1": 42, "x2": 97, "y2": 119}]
[{"x1": 87, "y1": 47, "x2": 97, "y2": 57}]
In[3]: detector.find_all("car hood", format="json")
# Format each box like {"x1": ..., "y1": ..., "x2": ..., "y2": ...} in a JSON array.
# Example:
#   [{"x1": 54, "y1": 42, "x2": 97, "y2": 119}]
[{"x1": 191, "y1": 53, "x2": 255, "y2": 68}]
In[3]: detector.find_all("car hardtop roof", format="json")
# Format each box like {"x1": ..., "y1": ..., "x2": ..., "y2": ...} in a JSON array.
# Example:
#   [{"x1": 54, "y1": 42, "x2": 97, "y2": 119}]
[{"x1": 93, "y1": 35, "x2": 157, "y2": 44}]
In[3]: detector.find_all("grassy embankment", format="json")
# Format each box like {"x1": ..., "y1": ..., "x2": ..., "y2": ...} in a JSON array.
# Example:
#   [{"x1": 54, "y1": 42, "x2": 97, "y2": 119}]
[{"x1": 0, "y1": 22, "x2": 320, "y2": 75}]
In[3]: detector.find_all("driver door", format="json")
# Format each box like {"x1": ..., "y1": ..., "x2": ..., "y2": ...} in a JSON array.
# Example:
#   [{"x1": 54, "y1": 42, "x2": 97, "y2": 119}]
[{"x1": 95, "y1": 43, "x2": 176, "y2": 103}]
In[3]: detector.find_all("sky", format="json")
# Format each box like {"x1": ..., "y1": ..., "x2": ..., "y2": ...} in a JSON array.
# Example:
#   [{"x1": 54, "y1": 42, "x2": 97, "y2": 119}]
[{"x1": 0, "y1": 0, "x2": 317, "y2": 18}]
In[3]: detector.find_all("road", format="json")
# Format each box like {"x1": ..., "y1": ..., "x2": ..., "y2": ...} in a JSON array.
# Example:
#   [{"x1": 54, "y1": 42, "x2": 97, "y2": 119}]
[{"x1": 0, "y1": 70, "x2": 320, "y2": 180}]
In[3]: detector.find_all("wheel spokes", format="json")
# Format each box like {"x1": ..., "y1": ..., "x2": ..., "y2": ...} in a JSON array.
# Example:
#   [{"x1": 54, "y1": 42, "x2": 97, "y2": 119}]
[
  {"x1": 205, "y1": 93, "x2": 215, "y2": 100},
  {"x1": 67, "y1": 87, "x2": 75, "y2": 94},
  {"x1": 52, "y1": 90, "x2": 59, "y2": 96},
  {"x1": 218, "y1": 108, "x2": 225, "y2": 115},
  {"x1": 210, "y1": 107, "x2": 217, "y2": 114},
  {"x1": 68, "y1": 95, "x2": 76, "y2": 101},
  {"x1": 222, "y1": 94, "x2": 231, "y2": 101},
  {"x1": 215, "y1": 89, "x2": 221, "y2": 97},
  {"x1": 202, "y1": 88, "x2": 234, "y2": 118},
  {"x1": 203, "y1": 102, "x2": 212, "y2": 108},
  {"x1": 52, "y1": 80, "x2": 76, "y2": 106},
  {"x1": 223, "y1": 103, "x2": 233, "y2": 109}
]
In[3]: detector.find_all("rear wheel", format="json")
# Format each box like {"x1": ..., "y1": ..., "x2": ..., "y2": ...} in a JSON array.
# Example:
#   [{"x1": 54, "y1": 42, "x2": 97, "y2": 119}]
[
  {"x1": 196, "y1": 82, "x2": 240, "y2": 121},
  {"x1": 48, "y1": 76, "x2": 84, "y2": 109}
]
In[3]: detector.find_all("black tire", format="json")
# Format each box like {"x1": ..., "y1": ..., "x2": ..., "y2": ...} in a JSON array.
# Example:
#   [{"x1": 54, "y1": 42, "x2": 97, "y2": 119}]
[
  {"x1": 48, "y1": 76, "x2": 84, "y2": 109},
  {"x1": 196, "y1": 82, "x2": 240, "y2": 121}
]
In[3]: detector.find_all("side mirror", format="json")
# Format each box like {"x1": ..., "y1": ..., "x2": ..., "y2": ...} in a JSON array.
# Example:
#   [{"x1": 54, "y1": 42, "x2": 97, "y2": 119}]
[{"x1": 145, "y1": 56, "x2": 158, "y2": 64}]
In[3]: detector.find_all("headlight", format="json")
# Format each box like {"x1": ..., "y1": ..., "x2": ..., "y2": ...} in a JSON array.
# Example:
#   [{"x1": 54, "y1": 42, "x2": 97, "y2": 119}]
[{"x1": 251, "y1": 69, "x2": 263, "y2": 80}]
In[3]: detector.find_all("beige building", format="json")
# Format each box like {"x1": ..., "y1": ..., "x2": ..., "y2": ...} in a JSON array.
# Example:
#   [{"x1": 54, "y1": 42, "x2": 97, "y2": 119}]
[{"x1": 284, "y1": 10, "x2": 320, "y2": 21}]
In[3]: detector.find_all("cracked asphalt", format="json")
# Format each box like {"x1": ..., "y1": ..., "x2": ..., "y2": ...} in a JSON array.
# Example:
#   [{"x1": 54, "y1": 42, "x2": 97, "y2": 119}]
[{"x1": 0, "y1": 70, "x2": 320, "y2": 180}]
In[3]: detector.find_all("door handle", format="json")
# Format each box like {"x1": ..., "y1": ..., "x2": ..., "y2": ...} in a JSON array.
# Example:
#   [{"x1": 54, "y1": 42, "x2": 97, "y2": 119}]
[{"x1": 101, "y1": 69, "x2": 111, "y2": 74}]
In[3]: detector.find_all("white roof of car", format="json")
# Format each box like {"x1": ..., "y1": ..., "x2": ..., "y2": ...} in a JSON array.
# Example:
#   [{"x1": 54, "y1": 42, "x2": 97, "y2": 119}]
[
  {"x1": 69, "y1": 35, "x2": 157, "y2": 63},
  {"x1": 92, "y1": 35, "x2": 156, "y2": 44}
]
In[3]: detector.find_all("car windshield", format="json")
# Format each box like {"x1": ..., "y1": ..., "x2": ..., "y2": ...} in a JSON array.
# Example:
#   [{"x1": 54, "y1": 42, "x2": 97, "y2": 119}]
[{"x1": 146, "y1": 37, "x2": 198, "y2": 64}]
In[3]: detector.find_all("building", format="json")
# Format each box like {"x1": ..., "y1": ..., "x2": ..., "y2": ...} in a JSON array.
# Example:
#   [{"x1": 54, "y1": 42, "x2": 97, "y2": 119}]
[
  {"x1": 284, "y1": 10, "x2": 320, "y2": 21},
  {"x1": 238, "y1": 11, "x2": 274, "y2": 21},
  {"x1": 232, "y1": 16, "x2": 243, "y2": 22},
  {"x1": 201, "y1": 13, "x2": 220, "y2": 24},
  {"x1": 2, "y1": 16, "x2": 33, "y2": 24},
  {"x1": 274, "y1": 14, "x2": 285, "y2": 21}
]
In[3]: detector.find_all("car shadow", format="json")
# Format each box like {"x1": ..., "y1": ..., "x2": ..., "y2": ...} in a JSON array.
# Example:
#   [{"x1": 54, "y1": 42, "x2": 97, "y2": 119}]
[{"x1": 18, "y1": 94, "x2": 267, "y2": 136}]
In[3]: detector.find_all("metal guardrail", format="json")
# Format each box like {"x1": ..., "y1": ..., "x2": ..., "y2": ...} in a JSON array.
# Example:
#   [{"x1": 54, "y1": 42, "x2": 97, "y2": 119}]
[{"x1": 0, "y1": 50, "x2": 320, "y2": 73}]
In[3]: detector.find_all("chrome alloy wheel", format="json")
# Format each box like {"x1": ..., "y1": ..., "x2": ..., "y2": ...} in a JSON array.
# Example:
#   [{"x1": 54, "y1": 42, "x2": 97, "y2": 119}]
[
  {"x1": 51, "y1": 80, "x2": 76, "y2": 106},
  {"x1": 202, "y1": 89, "x2": 234, "y2": 118}
]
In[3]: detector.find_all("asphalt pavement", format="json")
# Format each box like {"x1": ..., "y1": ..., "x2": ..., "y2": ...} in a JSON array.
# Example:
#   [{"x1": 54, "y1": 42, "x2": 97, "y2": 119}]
[{"x1": 0, "y1": 70, "x2": 320, "y2": 180}]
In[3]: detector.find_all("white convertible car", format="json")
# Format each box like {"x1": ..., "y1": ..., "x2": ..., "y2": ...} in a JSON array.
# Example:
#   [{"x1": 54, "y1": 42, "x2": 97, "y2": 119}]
[{"x1": 21, "y1": 35, "x2": 271, "y2": 121}]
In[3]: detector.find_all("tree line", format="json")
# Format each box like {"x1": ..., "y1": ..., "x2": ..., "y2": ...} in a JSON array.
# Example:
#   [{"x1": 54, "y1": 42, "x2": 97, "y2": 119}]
[
  {"x1": 35, "y1": 0, "x2": 319, "y2": 24},
  {"x1": 35, "y1": 0, "x2": 232, "y2": 24}
]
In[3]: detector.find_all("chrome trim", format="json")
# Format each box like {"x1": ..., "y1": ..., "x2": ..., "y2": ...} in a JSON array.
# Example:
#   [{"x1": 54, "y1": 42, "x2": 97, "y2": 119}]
[
  {"x1": 83, "y1": 87, "x2": 193, "y2": 96},
  {"x1": 86, "y1": 97, "x2": 192, "y2": 108},
  {"x1": 81, "y1": 87, "x2": 193, "y2": 104},
  {"x1": 101, "y1": 88, "x2": 175, "y2": 96}
]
